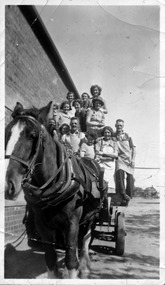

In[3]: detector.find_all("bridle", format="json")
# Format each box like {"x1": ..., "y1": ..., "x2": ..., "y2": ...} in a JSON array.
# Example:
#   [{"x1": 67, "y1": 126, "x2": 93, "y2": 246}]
[
  {"x1": 5, "y1": 115, "x2": 69, "y2": 192},
  {"x1": 5, "y1": 114, "x2": 103, "y2": 209},
  {"x1": 5, "y1": 115, "x2": 43, "y2": 178}
]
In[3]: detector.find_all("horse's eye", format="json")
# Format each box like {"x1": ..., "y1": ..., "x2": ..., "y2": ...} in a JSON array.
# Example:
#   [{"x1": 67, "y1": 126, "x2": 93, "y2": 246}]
[{"x1": 29, "y1": 131, "x2": 37, "y2": 139}]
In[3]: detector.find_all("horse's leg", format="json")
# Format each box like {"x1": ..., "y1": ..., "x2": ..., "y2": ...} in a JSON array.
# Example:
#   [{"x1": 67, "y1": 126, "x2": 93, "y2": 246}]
[
  {"x1": 79, "y1": 221, "x2": 93, "y2": 279},
  {"x1": 45, "y1": 244, "x2": 58, "y2": 278},
  {"x1": 34, "y1": 213, "x2": 59, "y2": 278},
  {"x1": 65, "y1": 215, "x2": 80, "y2": 279}
]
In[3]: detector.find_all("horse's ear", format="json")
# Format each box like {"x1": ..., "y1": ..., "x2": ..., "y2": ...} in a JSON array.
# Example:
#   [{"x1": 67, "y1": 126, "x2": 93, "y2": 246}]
[
  {"x1": 38, "y1": 101, "x2": 53, "y2": 125},
  {"x1": 12, "y1": 102, "x2": 24, "y2": 118}
]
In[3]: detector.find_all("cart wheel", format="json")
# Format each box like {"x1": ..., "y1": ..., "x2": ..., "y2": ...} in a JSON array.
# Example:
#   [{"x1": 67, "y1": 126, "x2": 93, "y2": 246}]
[{"x1": 115, "y1": 212, "x2": 125, "y2": 256}]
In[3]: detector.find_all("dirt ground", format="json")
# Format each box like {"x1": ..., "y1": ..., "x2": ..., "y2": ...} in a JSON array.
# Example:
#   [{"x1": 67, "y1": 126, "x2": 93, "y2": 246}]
[{"x1": 4, "y1": 197, "x2": 159, "y2": 279}]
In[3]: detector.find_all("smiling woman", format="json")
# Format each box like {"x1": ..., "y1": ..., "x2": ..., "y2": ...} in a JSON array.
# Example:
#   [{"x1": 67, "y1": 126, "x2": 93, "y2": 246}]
[
  {"x1": 95, "y1": 126, "x2": 118, "y2": 191},
  {"x1": 86, "y1": 96, "x2": 105, "y2": 137}
]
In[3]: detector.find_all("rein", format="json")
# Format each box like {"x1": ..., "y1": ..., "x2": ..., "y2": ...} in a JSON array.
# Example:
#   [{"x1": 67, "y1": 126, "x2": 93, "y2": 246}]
[
  {"x1": 5, "y1": 115, "x2": 42, "y2": 173},
  {"x1": 5, "y1": 115, "x2": 69, "y2": 193},
  {"x1": 6, "y1": 114, "x2": 104, "y2": 210},
  {"x1": 35, "y1": 151, "x2": 69, "y2": 191},
  {"x1": 5, "y1": 154, "x2": 30, "y2": 168}
]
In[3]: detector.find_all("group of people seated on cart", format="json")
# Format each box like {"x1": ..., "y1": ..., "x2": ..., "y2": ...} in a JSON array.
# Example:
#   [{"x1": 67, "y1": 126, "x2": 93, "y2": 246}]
[
  {"x1": 48, "y1": 84, "x2": 136, "y2": 203},
  {"x1": 23, "y1": 84, "x2": 136, "y2": 247}
]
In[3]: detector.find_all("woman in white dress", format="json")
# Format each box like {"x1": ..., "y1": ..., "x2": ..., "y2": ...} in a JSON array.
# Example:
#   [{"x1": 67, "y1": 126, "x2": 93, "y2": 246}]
[{"x1": 95, "y1": 126, "x2": 118, "y2": 191}]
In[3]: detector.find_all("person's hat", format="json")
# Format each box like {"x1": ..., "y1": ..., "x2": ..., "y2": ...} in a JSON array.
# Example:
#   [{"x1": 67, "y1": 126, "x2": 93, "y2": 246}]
[
  {"x1": 59, "y1": 123, "x2": 70, "y2": 130},
  {"x1": 92, "y1": 96, "x2": 104, "y2": 106}
]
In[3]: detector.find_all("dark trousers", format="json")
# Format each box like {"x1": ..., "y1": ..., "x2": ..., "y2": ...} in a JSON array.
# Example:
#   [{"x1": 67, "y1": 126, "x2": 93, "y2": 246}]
[{"x1": 115, "y1": 169, "x2": 134, "y2": 198}]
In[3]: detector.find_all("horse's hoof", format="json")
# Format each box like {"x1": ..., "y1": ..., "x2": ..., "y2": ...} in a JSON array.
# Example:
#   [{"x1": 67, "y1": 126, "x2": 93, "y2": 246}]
[{"x1": 78, "y1": 269, "x2": 90, "y2": 279}]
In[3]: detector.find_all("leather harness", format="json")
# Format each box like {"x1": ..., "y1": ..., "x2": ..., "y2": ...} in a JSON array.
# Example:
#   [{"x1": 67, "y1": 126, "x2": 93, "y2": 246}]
[{"x1": 5, "y1": 115, "x2": 105, "y2": 209}]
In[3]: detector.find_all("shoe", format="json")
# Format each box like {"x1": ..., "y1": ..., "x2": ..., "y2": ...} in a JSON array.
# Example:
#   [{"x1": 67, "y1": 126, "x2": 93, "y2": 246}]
[{"x1": 122, "y1": 193, "x2": 130, "y2": 201}]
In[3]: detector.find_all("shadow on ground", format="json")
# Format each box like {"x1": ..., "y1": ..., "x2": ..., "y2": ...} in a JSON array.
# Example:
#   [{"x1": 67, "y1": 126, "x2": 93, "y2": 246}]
[
  {"x1": 5, "y1": 243, "x2": 68, "y2": 279},
  {"x1": 5, "y1": 198, "x2": 160, "y2": 279},
  {"x1": 5, "y1": 243, "x2": 46, "y2": 278},
  {"x1": 126, "y1": 213, "x2": 159, "y2": 237},
  {"x1": 90, "y1": 249, "x2": 159, "y2": 279}
]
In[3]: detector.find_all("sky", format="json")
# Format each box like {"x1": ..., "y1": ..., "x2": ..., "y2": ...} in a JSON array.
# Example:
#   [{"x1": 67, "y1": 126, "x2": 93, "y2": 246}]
[{"x1": 35, "y1": 4, "x2": 162, "y2": 188}]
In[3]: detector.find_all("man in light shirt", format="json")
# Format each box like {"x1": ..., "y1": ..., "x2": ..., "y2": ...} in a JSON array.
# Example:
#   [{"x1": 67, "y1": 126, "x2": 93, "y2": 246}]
[
  {"x1": 61, "y1": 117, "x2": 85, "y2": 154},
  {"x1": 113, "y1": 119, "x2": 136, "y2": 201}
]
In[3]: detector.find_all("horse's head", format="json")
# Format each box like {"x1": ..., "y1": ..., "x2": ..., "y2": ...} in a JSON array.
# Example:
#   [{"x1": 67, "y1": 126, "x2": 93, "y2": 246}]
[{"x1": 5, "y1": 101, "x2": 53, "y2": 200}]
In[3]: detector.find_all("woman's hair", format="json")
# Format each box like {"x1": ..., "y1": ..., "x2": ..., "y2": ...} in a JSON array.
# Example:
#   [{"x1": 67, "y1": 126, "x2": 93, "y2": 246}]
[
  {"x1": 66, "y1": 91, "x2": 75, "y2": 99},
  {"x1": 59, "y1": 123, "x2": 70, "y2": 134},
  {"x1": 102, "y1": 126, "x2": 114, "y2": 136},
  {"x1": 81, "y1": 92, "x2": 90, "y2": 99},
  {"x1": 85, "y1": 132, "x2": 95, "y2": 139},
  {"x1": 92, "y1": 96, "x2": 104, "y2": 107},
  {"x1": 73, "y1": 99, "x2": 83, "y2": 107},
  {"x1": 60, "y1": 101, "x2": 70, "y2": 110},
  {"x1": 90, "y1": 85, "x2": 102, "y2": 96},
  {"x1": 53, "y1": 103, "x2": 59, "y2": 110}
]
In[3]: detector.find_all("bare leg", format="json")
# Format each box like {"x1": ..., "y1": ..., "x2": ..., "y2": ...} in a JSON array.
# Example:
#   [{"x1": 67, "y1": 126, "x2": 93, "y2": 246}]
[
  {"x1": 79, "y1": 224, "x2": 92, "y2": 279},
  {"x1": 65, "y1": 218, "x2": 80, "y2": 279}
]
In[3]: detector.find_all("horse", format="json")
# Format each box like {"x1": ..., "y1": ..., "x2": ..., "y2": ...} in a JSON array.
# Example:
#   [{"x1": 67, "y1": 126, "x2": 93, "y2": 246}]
[{"x1": 5, "y1": 101, "x2": 107, "y2": 279}]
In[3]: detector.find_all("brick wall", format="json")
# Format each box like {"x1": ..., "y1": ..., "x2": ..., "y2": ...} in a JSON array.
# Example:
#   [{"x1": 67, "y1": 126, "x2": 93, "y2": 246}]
[
  {"x1": 5, "y1": 205, "x2": 26, "y2": 243},
  {"x1": 5, "y1": 6, "x2": 77, "y2": 240},
  {"x1": 5, "y1": 5, "x2": 68, "y2": 125}
]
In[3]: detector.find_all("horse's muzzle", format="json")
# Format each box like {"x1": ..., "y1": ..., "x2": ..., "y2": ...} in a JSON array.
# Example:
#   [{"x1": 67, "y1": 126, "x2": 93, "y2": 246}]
[{"x1": 5, "y1": 179, "x2": 16, "y2": 200}]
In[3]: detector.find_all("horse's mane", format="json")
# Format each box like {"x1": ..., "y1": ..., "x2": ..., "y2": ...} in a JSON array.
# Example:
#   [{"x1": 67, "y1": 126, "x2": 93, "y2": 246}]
[{"x1": 21, "y1": 106, "x2": 39, "y2": 119}]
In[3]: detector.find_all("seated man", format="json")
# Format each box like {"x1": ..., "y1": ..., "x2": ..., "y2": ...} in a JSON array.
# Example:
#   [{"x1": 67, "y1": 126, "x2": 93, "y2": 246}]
[
  {"x1": 61, "y1": 117, "x2": 85, "y2": 154},
  {"x1": 79, "y1": 132, "x2": 96, "y2": 159}
]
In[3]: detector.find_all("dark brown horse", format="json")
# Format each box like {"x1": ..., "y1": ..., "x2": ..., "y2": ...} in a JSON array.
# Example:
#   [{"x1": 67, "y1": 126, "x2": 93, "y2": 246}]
[{"x1": 5, "y1": 101, "x2": 107, "y2": 279}]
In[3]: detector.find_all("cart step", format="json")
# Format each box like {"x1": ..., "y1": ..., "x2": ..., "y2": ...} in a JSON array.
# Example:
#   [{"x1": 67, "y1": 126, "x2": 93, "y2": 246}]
[
  {"x1": 93, "y1": 230, "x2": 115, "y2": 242},
  {"x1": 95, "y1": 222, "x2": 113, "y2": 227}
]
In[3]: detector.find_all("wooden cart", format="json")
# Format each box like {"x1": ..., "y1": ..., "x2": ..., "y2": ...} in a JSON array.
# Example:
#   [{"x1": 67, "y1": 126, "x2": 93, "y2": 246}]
[{"x1": 92, "y1": 192, "x2": 128, "y2": 256}]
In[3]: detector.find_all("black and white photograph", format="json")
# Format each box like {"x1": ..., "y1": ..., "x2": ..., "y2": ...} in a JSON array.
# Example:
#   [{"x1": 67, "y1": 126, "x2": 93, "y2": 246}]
[{"x1": 1, "y1": 0, "x2": 165, "y2": 283}]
